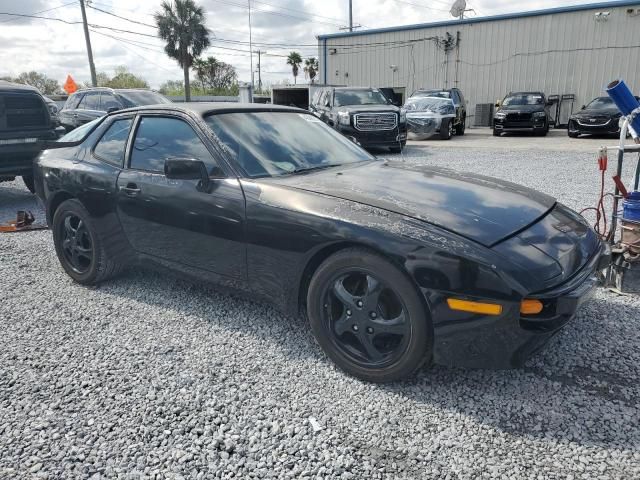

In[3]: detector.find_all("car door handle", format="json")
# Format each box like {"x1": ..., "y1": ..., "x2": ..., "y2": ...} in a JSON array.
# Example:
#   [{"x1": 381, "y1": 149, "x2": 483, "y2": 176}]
[{"x1": 120, "y1": 183, "x2": 141, "y2": 196}]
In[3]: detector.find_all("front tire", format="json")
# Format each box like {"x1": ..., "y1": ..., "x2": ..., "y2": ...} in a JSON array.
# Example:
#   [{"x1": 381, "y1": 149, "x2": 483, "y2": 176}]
[
  {"x1": 439, "y1": 119, "x2": 453, "y2": 140},
  {"x1": 307, "y1": 248, "x2": 432, "y2": 383},
  {"x1": 52, "y1": 199, "x2": 124, "y2": 285}
]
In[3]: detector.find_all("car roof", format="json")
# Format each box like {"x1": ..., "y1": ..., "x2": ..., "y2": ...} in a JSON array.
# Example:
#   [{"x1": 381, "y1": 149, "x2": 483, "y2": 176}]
[
  {"x1": 0, "y1": 80, "x2": 41, "y2": 93},
  {"x1": 113, "y1": 102, "x2": 306, "y2": 117},
  {"x1": 332, "y1": 87, "x2": 379, "y2": 91},
  {"x1": 508, "y1": 91, "x2": 545, "y2": 95}
]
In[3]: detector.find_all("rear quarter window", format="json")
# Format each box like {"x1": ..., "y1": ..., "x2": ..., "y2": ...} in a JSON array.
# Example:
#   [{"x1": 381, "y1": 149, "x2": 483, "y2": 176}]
[
  {"x1": 64, "y1": 93, "x2": 82, "y2": 110},
  {"x1": 93, "y1": 118, "x2": 133, "y2": 167}
]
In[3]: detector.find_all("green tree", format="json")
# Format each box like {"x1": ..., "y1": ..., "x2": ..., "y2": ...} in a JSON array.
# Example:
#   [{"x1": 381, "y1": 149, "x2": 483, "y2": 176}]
[
  {"x1": 107, "y1": 66, "x2": 149, "y2": 88},
  {"x1": 12, "y1": 71, "x2": 61, "y2": 94},
  {"x1": 158, "y1": 79, "x2": 185, "y2": 95},
  {"x1": 192, "y1": 56, "x2": 238, "y2": 92},
  {"x1": 155, "y1": 0, "x2": 210, "y2": 102},
  {"x1": 304, "y1": 57, "x2": 318, "y2": 84},
  {"x1": 286, "y1": 51, "x2": 303, "y2": 85}
]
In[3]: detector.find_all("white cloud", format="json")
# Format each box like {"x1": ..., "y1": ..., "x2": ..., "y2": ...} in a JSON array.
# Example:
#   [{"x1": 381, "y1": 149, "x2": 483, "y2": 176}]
[{"x1": 0, "y1": 0, "x2": 610, "y2": 89}]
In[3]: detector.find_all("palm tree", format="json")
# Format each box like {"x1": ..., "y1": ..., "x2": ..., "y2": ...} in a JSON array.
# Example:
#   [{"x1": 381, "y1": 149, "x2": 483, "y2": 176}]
[
  {"x1": 155, "y1": 0, "x2": 210, "y2": 102},
  {"x1": 286, "y1": 51, "x2": 303, "y2": 84},
  {"x1": 304, "y1": 57, "x2": 318, "y2": 84}
]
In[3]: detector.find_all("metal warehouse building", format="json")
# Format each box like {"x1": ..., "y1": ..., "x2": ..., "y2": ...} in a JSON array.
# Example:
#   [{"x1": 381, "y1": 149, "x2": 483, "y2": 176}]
[{"x1": 317, "y1": 0, "x2": 640, "y2": 126}]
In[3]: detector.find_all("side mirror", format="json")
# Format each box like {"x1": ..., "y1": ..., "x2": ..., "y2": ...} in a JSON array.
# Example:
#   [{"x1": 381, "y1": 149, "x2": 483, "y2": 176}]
[
  {"x1": 107, "y1": 106, "x2": 120, "y2": 114},
  {"x1": 495, "y1": 101, "x2": 501, "y2": 108},
  {"x1": 581, "y1": 105, "x2": 586, "y2": 110},
  {"x1": 165, "y1": 158, "x2": 210, "y2": 191}
]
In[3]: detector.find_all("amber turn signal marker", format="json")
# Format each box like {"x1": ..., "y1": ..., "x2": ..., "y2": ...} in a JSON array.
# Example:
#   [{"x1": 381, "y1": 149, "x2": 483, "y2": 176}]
[
  {"x1": 520, "y1": 299, "x2": 544, "y2": 315},
  {"x1": 446, "y1": 298, "x2": 503, "y2": 316}
]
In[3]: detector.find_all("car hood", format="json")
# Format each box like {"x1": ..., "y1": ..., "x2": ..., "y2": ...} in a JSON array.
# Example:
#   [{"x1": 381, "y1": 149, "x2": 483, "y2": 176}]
[
  {"x1": 335, "y1": 104, "x2": 400, "y2": 114},
  {"x1": 268, "y1": 161, "x2": 555, "y2": 247},
  {"x1": 572, "y1": 108, "x2": 619, "y2": 118}
]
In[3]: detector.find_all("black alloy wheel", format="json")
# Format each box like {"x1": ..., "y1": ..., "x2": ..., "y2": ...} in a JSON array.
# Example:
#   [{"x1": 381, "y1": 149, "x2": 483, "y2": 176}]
[
  {"x1": 59, "y1": 214, "x2": 93, "y2": 275},
  {"x1": 52, "y1": 199, "x2": 124, "y2": 284},
  {"x1": 325, "y1": 272, "x2": 410, "y2": 367},
  {"x1": 307, "y1": 248, "x2": 432, "y2": 382}
]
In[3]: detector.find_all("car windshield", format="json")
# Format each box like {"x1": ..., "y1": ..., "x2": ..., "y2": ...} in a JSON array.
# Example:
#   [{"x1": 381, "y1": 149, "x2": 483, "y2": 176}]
[
  {"x1": 205, "y1": 111, "x2": 374, "y2": 178},
  {"x1": 503, "y1": 94, "x2": 544, "y2": 106},
  {"x1": 57, "y1": 117, "x2": 102, "y2": 142},
  {"x1": 585, "y1": 97, "x2": 617, "y2": 110},
  {"x1": 334, "y1": 89, "x2": 388, "y2": 107},
  {"x1": 117, "y1": 91, "x2": 171, "y2": 108},
  {"x1": 412, "y1": 90, "x2": 450, "y2": 99},
  {"x1": 404, "y1": 97, "x2": 454, "y2": 115}
]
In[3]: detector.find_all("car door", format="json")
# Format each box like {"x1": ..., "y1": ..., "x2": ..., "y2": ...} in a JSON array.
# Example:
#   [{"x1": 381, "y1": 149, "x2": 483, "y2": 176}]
[
  {"x1": 99, "y1": 92, "x2": 122, "y2": 113},
  {"x1": 451, "y1": 90, "x2": 463, "y2": 126},
  {"x1": 115, "y1": 113, "x2": 246, "y2": 280},
  {"x1": 74, "y1": 91, "x2": 105, "y2": 127}
]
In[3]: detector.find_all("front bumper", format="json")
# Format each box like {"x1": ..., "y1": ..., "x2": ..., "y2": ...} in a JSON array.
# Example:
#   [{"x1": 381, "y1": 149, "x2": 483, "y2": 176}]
[
  {"x1": 494, "y1": 117, "x2": 547, "y2": 132},
  {"x1": 336, "y1": 124, "x2": 407, "y2": 148},
  {"x1": 568, "y1": 118, "x2": 619, "y2": 135},
  {"x1": 431, "y1": 242, "x2": 608, "y2": 369}
]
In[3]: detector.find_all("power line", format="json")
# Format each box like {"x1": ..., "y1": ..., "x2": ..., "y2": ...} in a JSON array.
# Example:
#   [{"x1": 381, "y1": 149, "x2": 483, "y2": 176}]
[
  {"x1": 87, "y1": 4, "x2": 156, "y2": 29},
  {"x1": 0, "y1": 1, "x2": 76, "y2": 24}
]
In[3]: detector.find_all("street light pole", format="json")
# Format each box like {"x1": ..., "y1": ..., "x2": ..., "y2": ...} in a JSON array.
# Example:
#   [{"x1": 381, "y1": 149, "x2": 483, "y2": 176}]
[
  {"x1": 248, "y1": 0, "x2": 254, "y2": 92},
  {"x1": 79, "y1": 0, "x2": 97, "y2": 86},
  {"x1": 349, "y1": 0, "x2": 353, "y2": 32}
]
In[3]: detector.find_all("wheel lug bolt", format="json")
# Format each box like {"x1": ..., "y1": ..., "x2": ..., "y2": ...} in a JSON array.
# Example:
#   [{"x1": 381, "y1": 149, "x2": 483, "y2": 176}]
[
  {"x1": 346, "y1": 309, "x2": 352, "y2": 316},
  {"x1": 356, "y1": 301, "x2": 363, "y2": 308},
  {"x1": 370, "y1": 312, "x2": 377, "y2": 319},
  {"x1": 366, "y1": 327, "x2": 374, "y2": 334},
  {"x1": 352, "y1": 325, "x2": 359, "y2": 331}
]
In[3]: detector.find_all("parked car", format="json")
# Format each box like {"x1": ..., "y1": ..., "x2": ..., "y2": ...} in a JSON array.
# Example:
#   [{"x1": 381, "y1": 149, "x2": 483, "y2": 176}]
[
  {"x1": 404, "y1": 96, "x2": 457, "y2": 140},
  {"x1": 567, "y1": 96, "x2": 640, "y2": 138},
  {"x1": 59, "y1": 87, "x2": 171, "y2": 132},
  {"x1": 0, "y1": 80, "x2": 60, "y2": 193},
  {"x1": 310, "y1": 87, "x2": 407, "y2": 152},
  {"x1": 35, "y1": 103, "x2": 607, "y2": 383},
  {"x1": 410, "y1": 88, "x2": 466, "y2": 135},
  {"x1": 493, "y1": 92, "x2": 552, "y2": 136}
]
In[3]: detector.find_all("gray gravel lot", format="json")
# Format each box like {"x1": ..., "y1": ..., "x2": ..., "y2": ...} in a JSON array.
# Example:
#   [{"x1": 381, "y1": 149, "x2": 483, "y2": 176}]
[{"x1": 1, "y1": 145, "x2": 639, "y2": 479}]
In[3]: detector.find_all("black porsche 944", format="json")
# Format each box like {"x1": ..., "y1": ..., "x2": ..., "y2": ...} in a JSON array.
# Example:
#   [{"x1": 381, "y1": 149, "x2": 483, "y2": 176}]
[{"x1": 34, "y1": 103, "x2": 608, "y2": 383}]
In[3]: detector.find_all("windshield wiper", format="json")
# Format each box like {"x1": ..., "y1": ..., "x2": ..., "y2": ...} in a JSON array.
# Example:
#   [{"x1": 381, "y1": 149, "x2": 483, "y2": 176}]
[{"x1": 289, "y1": 164, "x2": 342, "y2": 175}]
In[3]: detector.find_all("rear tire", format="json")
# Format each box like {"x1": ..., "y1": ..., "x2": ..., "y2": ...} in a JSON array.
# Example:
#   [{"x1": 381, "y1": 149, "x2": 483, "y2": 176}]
[
  {"x1": 307, "y1": 248, "x2": 432, "y2": 383},
  {"x1": 22, "y1": 174, "x2": 35, "y2": 194},
  {"x1": 390, "y1": 145, "x2": 403, "y2": 154},
  {"x1": 568, "y1": 130, "x2": 579, "y2": 138},
  {"x1": 52, "y1": 199, "x2": 124, "y2": 285},
  {"x1": 455, "y1": 116, "x2": 466, "y2": 135},
  {"x1": 493, "y1": 128, "x2": 501, "y2": 137}
]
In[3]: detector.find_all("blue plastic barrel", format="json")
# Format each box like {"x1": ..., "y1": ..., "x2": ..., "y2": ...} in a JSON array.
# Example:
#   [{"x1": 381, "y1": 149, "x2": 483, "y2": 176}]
[
  {"x1": 623, "y1": 191, "x2": 640, "y2": 222},
  {"x1": 606, "y1": 80, "x2": 640, "y2": 135}
]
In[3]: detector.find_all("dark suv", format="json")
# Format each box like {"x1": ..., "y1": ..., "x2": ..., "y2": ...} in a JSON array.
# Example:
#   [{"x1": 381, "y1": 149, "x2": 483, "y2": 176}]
[
  {"x1": 410, "y1": 88, "x2": 467, "y2": 135},
  {"x1": 59, "y1": 88, "x2": 171, "y2": 132},
  {"x1": 310, "y1": 87, "x2": 407, "y2": 152},
  {"x1": 0, "y1": 80, "x2": 59, "y2": 192},
  {"x1": 493, "y1": 92, "x2": 552, "y2": 136}
]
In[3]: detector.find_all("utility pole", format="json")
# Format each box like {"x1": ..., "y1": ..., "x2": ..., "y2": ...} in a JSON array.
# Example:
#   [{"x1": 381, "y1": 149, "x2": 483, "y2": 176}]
[
  {"x1": 79, "y1": 0, "x2": 97, "y2": 87},
  {"x1": 255, "y1": 50, "x2": 263, "y2": 92},
  {"x1": 248, "y1": 0, "x2": 254, "y2": 92},
  {"x1": 349, "y1": 0, "x2": 353, "y2": 32}
]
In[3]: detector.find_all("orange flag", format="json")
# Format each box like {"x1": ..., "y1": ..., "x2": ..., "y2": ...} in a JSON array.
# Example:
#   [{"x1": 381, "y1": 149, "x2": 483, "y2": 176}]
[{"x1": 63, "y1": 75, "x2": 78, "y2": 94}]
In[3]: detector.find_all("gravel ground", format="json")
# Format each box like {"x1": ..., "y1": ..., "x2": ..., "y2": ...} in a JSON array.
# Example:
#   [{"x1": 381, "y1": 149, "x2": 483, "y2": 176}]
[{"x1": 1, "y1": 147, "x2": 639, "y2": 479}]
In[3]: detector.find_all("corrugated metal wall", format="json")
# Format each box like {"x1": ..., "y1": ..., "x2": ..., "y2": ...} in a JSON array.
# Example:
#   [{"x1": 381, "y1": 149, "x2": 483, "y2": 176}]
[{"x1": 319, "y1": 4, "x2": 640, "y2": 123}]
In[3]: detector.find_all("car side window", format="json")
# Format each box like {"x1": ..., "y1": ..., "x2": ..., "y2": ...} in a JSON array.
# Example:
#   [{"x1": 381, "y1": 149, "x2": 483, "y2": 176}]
[
  {"x1": 78, "y1": 92, "x2": 100, "y2": 110},
  {"x1": 451, "y1": 90, "x2": 460, "y2": 104},
  {"x1": 100, "y1": 93, "x2": 121, "y2": 111},
  {"x1": 93, "y1": 118, "x2": 133, "y2": 167},
  {"x1": 64, "y1": 93, "x2": 82, "y2": 110},
  {"x1": 130, "y1": 116, "x2": 219, "y2": 174}
]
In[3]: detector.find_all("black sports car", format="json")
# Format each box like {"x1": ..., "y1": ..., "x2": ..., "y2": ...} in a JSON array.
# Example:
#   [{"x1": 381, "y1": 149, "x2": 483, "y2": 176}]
[
  {"x1": 35, "y1": 103, "x2": 608, "y2": 383},
  {"x1": 568, "y1": 96, "x2": 640, "y2": 138}
]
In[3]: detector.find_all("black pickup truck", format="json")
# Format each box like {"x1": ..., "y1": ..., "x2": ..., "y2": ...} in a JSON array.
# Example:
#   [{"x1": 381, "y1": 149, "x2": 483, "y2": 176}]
[{"x1": 0, "y1": 80, "x2": 59, "y2": 193}]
